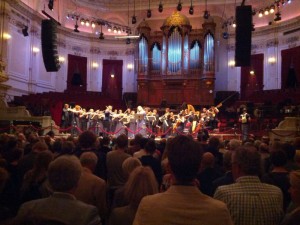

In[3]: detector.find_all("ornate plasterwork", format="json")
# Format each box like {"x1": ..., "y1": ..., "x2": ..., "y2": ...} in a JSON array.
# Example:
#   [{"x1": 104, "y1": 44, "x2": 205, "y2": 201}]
[
  {"x1": 266, "y1": 39, "x2": 278, "y2": 48},
  {"x1": 90, "y1": 47, "x2": 101, "y2": 54},
  {"x1": 163, "y1": 11, "x2": 190, "y2": 27}
]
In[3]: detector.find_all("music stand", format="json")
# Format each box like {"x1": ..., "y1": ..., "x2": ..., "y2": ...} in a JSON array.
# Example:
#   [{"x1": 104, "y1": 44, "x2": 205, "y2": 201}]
[{"x1": 146, "y1": 116, "x2": 156, "y2": 122}]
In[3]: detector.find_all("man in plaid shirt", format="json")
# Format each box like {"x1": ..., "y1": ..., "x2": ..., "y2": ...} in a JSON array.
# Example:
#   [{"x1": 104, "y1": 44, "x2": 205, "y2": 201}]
[{"x1": 214, "y1": 146, "x2": 284, "y2": 225}]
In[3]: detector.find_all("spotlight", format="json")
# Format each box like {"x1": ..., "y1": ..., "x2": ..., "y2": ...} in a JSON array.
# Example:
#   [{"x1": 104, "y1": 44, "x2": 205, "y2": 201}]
[
  {"x1": 80, "y1": 19, "x2": 85, "y2": 26},
  {"x1": 22, "y1": 26, "x2": 29, "y2": 37},
  {"x1": 274, "y1": 12, "x2": 281, "y2": 21},
  {"x1": 203, "y1": 10, "x2": 210, "y2": 19},
  {"x1": 132, "y1": 16, "x2": 137, "y2": 24},
  {"x1": 74, "y1": 24, "x2": 79, "y2": 33},
  {"x1": 113, "y1": 27, "x2": 117, "y2": 33},
  {"x1": 91, "y1": 21, "x2": 96, "y2": 28},
  {"x1": 177, "y1": 1, "x2": 182, "y2": 11},
  {"x1": 158, "y1": 2, "x2": 163, "y2": 12},
  {"x1": 126, "y1": 38, "x2": 131, "y2": 45},
  {"x1": 222, "y1": 32, "x2": 229, "y2": 39},
  {"x1": 147, "y1": 9, "x2": 152, "y2": 18},
  {"x1": 85, "y1": 20, "x2": 90, "y2": 27},
  {"x1": 48, "y1": 0, "x2": 54, "y2": 11},
  {"x1": 99, "y1": 32, "x2": 104, "y2": 39},
  {"x1": 258, "y1": 10, "x2": 263, "y2": 17},
  {"x1": 108, "y1": 26, "x2": 112, "y2": 32},
  {"x1": 189, "y1": 6, "x2": 194, "y2": 15},
  {"x1": 287, "y1": 0, "x2": 292, "y2": 3}
]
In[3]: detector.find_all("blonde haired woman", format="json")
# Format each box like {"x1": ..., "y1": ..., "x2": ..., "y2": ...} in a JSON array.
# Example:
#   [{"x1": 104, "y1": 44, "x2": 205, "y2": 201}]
[{"x1": 109, "y1": 166, "x2": 158, "y2": 225}]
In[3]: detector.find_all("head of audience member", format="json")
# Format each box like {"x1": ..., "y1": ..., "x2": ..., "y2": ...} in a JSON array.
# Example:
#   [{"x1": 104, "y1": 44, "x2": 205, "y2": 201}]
[
  {"x1": 289, "y1": 170, "x2": 300, "y2": 205},
  {"x1": 168, "y1": 135, "x2": 202, "y2": 185},
  {"x1": 139, "y1": 137, "x2": 149, "y2": 150},
  {"x1": 80, "y1": 152, "x2": 98, "y2": 172},
  {"x1": 115, "y1": 134, "x2": 128, "y2": 150},
  {"x1": 144, "y1": 139, "x2": 156, "y2": 155},
  {"x1": 228, "y1": 139, "x2": 241, "y2": 151},
  {"x1": 100, "y1": 136, "x2": 111, "y2": 147},
  {"x1": 270, "y1": 150, "x2": 287, "y2": 168},
  {"x1": 32, "y1": 141, "x2": 49, "y2": 153},
  {"x1": 5, "y1": 147, "x2": 23, "y2": 164},
  {"x1": 293, "y1": 137, "x2": 300, "y2": 150},
  {"x1": 32, "y1": 150, "x2": 54, "y2": 173},
  {"x1": 208, "y1": 136, "x2": 220, "y2": 151},
  {"x1": 259, "y1": 143, "x2": 270, "y2": 154},
  {"x1": 200, "y1": 152, "x2": 215, "y2": 171},
  {"x1": 232, "y1": 146, "x2": 262, "y2": 180},
  {"x1": 0, "y1": 167, "x2": 8, "y2": 193},
  {"x1": 223, "y1": 150, "x2": 232, "y2": 172},
  {"x1": 61, "y1": 141, "x2": 75, "y2": 155},
  {"x1": 78, "y1": 131, "x2": 97, "y2": 150},
  {"x1": 282, "y1": 142, "x2": 297, "y2": 162},
  {"x1": 124, "y1": 166, "x2": 158, "y2": 209},
  {"x1": 122, "y1": 157, "x2": 142, "y2": 180},
  {"x1": 47, "y1": 156, "x2": 82, "y2": 194},
  {"x1": 52, "y1": 139, "x2": 62, "y2": 155}
]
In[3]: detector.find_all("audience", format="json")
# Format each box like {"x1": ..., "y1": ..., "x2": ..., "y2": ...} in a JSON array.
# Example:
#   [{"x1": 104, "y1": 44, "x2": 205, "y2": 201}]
[{"x1": 2, "y1": 129, "x2": 300, "y2": 225}]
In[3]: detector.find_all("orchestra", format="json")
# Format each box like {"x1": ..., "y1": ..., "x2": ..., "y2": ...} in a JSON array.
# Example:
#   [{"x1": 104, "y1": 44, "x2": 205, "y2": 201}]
[{"x1": 61, "y1": 103, "x2": 220, "y2": 137}]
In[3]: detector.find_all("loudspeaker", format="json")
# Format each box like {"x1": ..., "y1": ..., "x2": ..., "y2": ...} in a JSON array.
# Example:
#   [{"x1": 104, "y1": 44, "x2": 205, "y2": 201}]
[
  {"x1": 235, "y1": 5, "x2": 252, "y2": 67},
  {"x1": 41, "y1": 20, "x2": 60, "y2": 72}
]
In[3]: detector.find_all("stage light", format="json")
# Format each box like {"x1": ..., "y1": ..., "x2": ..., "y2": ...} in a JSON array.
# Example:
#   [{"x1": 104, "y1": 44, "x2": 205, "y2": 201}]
[
  {"x1": 80, "y1": 19, "x2": 85, "y2": 26},
  {"x1": 48, "y1": 0, "x2": 54, "y2": 11},
  {"x1": 158, "y1": 2, "x2": 163, "y2": 12},
  {"x1": 85, "y1": 20, "x2": 90, "y2": 27},
  {"x1": 147, "y1": 9, "x2": 152, "y2": 18},
  {"x1": 22, "y1": 26, "x2": 29, "y2": 37},
  {"x1": 203, "y1": 10, "x2": 210, "y2": 19},
  {"x1": 270, "y1": 5, "x2": 275, "y2": 14},
  {"x1": 177, "y1": 1, "x2": 182, "y2": 11},
  {"x1": 264, "y1": 7, "x2": 269, "y2": 15},
  {"x1": 132, "y1": 16, "x2": 137, "y2": 24},
  {"x1": 274, "y1": 12, "x2": 281, "y2": 21},
  {"x1": 91, "y1": 21, "x2": 96, "y2": 28},
  {"x1": 258, "y1": 10, "x2": 263, "y2": 17},
  {"x1": 232, "y1": 20, "x2": 236, "y2": 28},
  {"x1": 189, "y1": 6, "x2": 194, "y2": 15}
]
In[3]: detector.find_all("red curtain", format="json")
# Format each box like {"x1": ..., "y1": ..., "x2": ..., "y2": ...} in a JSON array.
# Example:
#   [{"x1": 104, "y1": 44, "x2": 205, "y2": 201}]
[
  {"x1": 67, "y1": 54, "x2": 87, "y2": 91},
  {"x1": 102, "y1": 59, "x2": 123, "y2": 100},
  {"x1": 281, "y1": 46, "x2": 300, "y2": 89},
  {"x1": 240, "y1": 54, "x2": 264, "y2": 99}
]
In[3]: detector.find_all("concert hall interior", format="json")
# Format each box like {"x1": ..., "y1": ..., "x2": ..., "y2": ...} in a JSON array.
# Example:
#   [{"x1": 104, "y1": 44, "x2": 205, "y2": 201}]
[{"x1": 0, "y1": 0, "x2": 300, "y2": 140}]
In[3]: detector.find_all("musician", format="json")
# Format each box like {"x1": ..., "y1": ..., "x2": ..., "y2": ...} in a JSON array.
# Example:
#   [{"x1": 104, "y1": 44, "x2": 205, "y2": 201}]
[
  {"x1": 79, "y1": 108, "x2": 88, "y2": 131},
  {"x1": 136, "y1": 106, "x2": 147, "y2": 137},
  {"x1": 103, "y1": 105, "x2": 112, "y2": 136},
  {"x1": 207, "y1": 106, "x2": 219, "y2": 130},
  {"x1": 61, "y1": 103, "x2": 71, "y2": 131},
  {"x1": 160, "y1": 108, "x2": 171, "y2": 137},
  {"x1": 151, "y1": 109, "x2": 159, "y2": 134},
  {"x1": 239, "y1": 108, "x2": 251, "y2": 141}
]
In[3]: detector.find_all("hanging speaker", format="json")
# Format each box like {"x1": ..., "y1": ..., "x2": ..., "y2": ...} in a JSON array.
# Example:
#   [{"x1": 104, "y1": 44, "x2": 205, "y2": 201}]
[
  {"x1": 41, "y1": 20, "x2": 60, "y2": 72},
  {"x1": 235, "y1": 5, "x2": 252, "y2": 67}
]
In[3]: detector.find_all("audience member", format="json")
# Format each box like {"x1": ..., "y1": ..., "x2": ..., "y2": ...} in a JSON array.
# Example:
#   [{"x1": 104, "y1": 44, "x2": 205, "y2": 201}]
[
  {"x1": 112, "y1": 157, "x2": 142, "y2": 209},
  {"x1": 133, "y1": 135, "x2": 233, "y2": 225},
  {"x1": 13, "y1": 155, "x2": 101, "y2": 225},
  {"x1": 74, "y1": 152, "x2": 107, "y2": 222},
  {"x1": 106, "y1": 134, "x2": 131, "y2": 204},
  {"x1": 214, "y1": 146, "x2": 283, "y2": 225},
  {"x1": 197, "y1": 152, "x2": 223, "y2": 196},
  {"x1": 20, "y1": 150, "x2": 53, "y2": 203},
  {"x1": 139, "y1": 139, "x2": 162, "y2": 186},
  {"x1": 261, "y1": 150, "x2": 291, "y2": 211},
  {"x1": 109, "y1": 166, "x2": 158, "y2": 225},
  {"x1": 281, "y1": 170, "x2": 300, "y2": 225}
]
